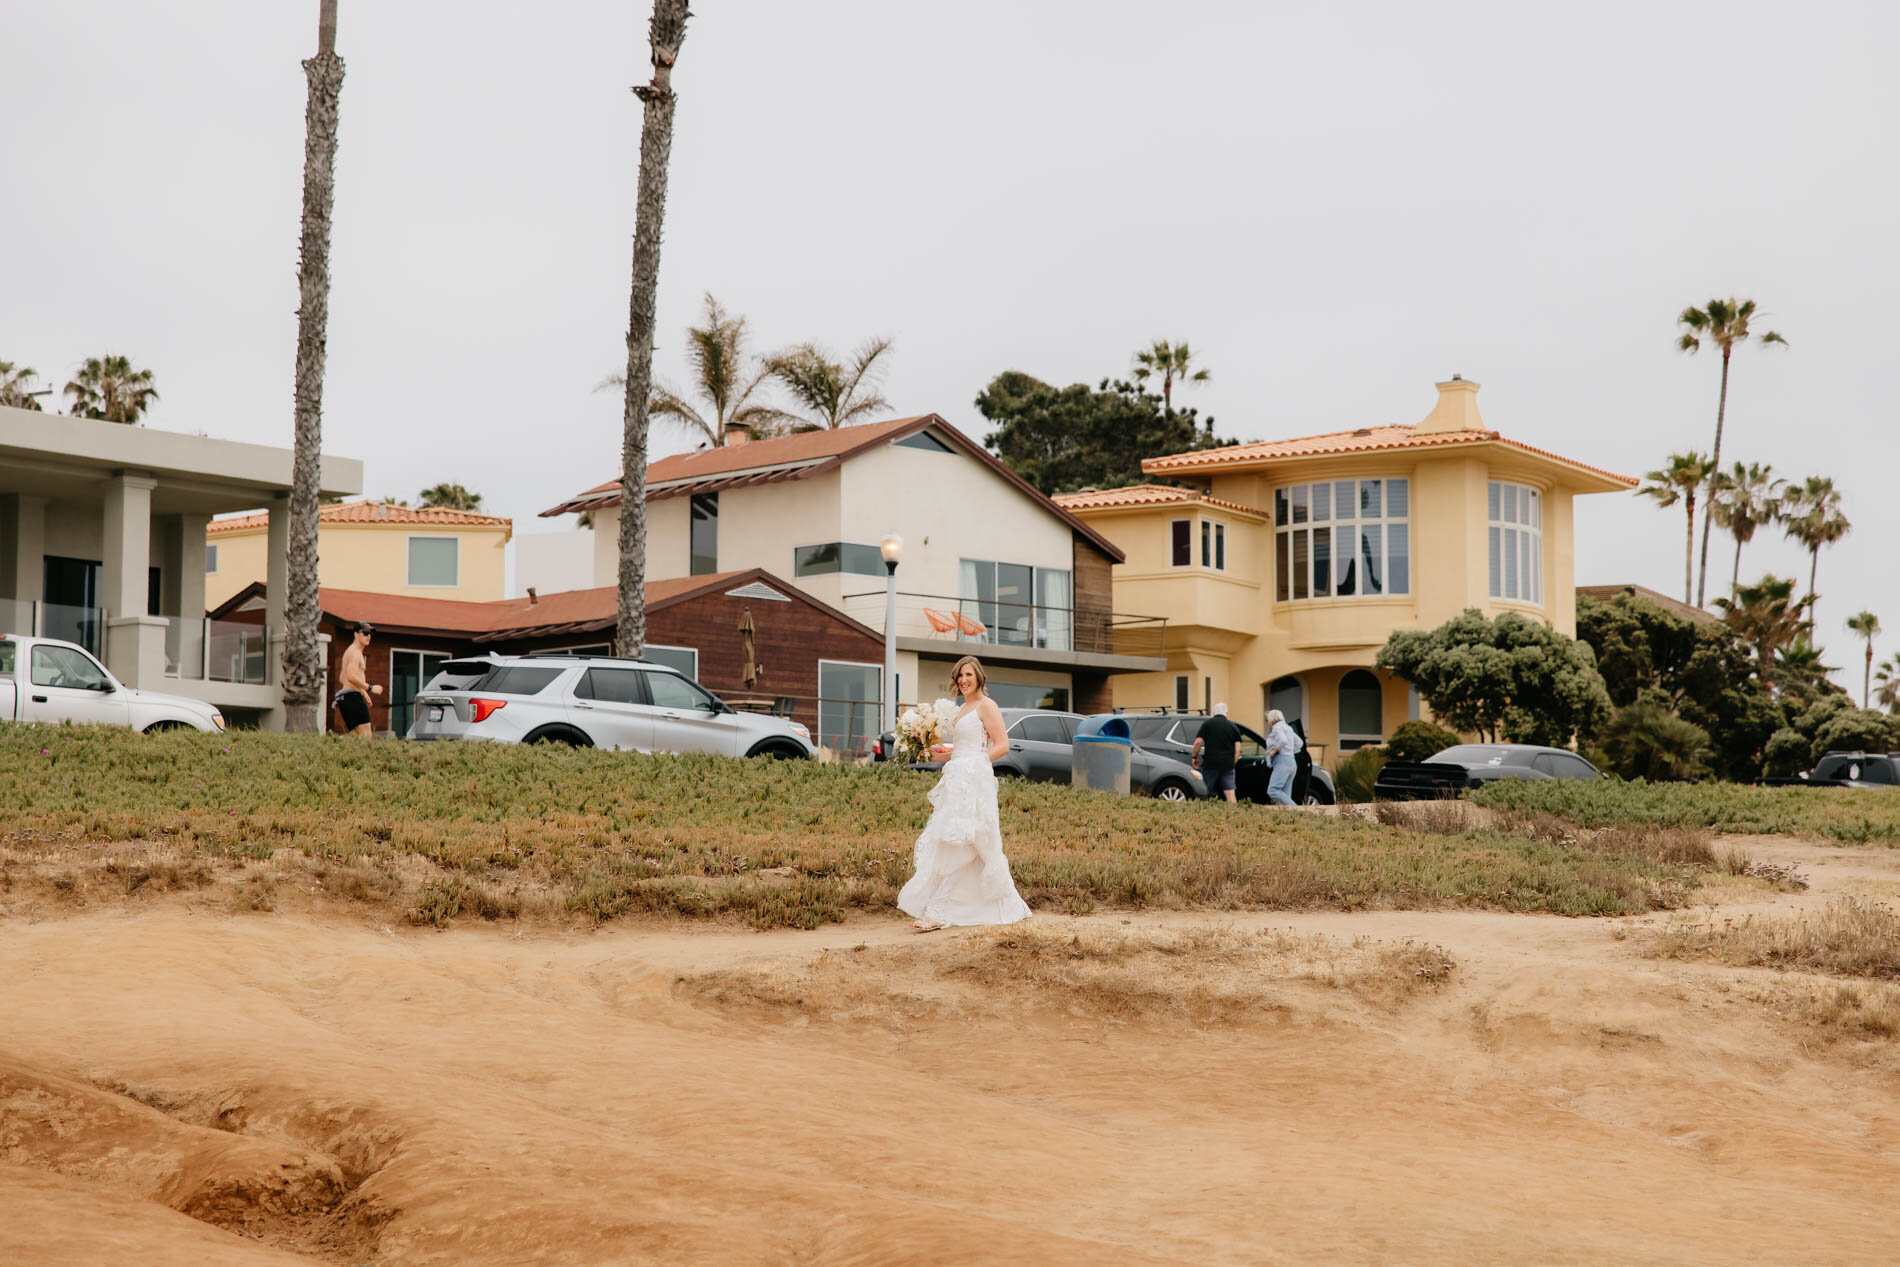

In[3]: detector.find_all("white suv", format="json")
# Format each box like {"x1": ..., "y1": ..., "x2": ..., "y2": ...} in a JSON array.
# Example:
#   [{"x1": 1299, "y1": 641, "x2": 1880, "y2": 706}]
[{"x1": 405, "y1": 654, "x2": 814, "y2": 758}]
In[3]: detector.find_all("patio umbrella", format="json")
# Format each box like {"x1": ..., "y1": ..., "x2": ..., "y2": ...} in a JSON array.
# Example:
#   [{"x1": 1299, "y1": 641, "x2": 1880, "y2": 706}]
[{"x1": 739, "y1": 607, "x2": 758, "y2": 689}]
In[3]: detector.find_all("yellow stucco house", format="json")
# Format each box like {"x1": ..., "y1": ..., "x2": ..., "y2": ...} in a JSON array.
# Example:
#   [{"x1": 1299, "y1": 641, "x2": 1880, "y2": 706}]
[
  {"x1": 205, "y1": 500, "x2": 511, "y2": 609},
  {"x1": 1055, "y1": 377, "x2": 1635, "y2": 765}
]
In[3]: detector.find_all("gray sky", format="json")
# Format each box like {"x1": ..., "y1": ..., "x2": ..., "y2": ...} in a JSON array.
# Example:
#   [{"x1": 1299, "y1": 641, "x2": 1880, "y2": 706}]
[{"x1": 5, "y1": 2, "x2": 1896, "y2": 684}]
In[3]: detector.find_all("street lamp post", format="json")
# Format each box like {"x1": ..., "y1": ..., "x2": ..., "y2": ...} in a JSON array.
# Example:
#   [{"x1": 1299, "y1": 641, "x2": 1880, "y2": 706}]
[{"x1": 880, "y1": 532, "x2": 903, "y2": 739}]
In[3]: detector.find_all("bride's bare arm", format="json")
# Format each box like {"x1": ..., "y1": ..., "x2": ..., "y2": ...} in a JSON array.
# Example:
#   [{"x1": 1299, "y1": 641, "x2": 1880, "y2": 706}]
[{"x1": 980, "y1": 699, "x2": 1009, "y2": 762}]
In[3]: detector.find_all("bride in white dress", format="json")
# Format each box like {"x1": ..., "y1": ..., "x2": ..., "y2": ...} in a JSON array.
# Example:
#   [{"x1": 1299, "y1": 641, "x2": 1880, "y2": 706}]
[{"x1": 898, "y1": 655, "x2": 1033, "y2": 932}]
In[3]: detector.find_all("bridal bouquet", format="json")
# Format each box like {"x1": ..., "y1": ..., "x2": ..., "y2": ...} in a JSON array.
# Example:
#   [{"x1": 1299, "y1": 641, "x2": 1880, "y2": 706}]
[{"x1": 894, "y1": 699, "x2": 950, "y2": 764}]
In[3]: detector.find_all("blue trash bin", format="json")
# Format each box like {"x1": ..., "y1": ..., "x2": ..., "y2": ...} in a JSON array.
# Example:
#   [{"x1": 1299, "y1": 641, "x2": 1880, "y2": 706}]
[{"x1": 1071, "y1": 714, "x2": 1133, "y2": 794}]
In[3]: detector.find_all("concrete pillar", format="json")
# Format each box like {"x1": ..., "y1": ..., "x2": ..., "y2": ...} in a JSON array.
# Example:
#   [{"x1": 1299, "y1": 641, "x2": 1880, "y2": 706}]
[
  {"x1": 101, "y1": 473, "x2": 166, "y2": 687},
  {"x1": 156, "y1": 513, "x2": 210, "y2": 677},
  {"x1": 0, "y1": 493, "x2": 46, "y2": 610}
]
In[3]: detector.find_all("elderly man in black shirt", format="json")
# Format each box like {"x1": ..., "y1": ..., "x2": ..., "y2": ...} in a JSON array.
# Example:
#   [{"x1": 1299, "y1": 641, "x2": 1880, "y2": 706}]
[{"x1": 1190, "y1": 702, "x2": 1242, "y2": 803}]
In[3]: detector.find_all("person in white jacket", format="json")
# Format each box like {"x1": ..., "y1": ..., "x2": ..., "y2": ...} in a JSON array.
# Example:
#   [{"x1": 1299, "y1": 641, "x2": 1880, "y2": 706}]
[{"x1": 1264, "y1": 709, "x2": 1304, "y2": 807}]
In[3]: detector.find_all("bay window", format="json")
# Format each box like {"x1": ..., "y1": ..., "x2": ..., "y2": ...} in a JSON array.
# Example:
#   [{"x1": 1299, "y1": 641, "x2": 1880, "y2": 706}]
[
  {"x1": 1487, "y1": 482, "x2": 1542, "y2": 604},
  {"x1": 1274, "y1": 478, "x2": 1409, "y2": 601}
]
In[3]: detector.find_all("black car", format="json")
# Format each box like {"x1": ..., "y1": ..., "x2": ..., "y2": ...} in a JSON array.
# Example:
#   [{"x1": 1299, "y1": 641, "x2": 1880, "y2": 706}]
[
  {"x1": 1119, "y1": 712, "x2": 1337, "y2": 806},
  {"x1": 905, "y1": 708, "x2": 1210, "y2": 800},
  {"x1": 1373, "y1": 743, "x2": 1606, "y2": 800},
  {"x1": 1759, "y1": 751, "x2": 1900, "y2": 789}
]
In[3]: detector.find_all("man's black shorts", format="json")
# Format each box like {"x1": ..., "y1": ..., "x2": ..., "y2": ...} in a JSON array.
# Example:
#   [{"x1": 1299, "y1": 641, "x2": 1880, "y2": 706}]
[{"x1": 334, "y1": 689, "x2": 372, "y2": 729}]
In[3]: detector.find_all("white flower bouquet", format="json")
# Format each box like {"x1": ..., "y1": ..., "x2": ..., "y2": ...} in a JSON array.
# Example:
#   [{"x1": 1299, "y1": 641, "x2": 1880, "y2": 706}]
[{"x1": 895, "y1": 698, "x2": 952, "y2": 763}]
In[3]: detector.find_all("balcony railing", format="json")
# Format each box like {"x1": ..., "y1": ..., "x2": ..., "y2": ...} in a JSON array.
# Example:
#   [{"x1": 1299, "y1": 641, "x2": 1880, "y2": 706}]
[
  {"x1": 840, "y1": 590, "x2": 1166, "y2": 660},
  {"x1": 164, "y1": 617, "x2": 270, "y2": 683},
  {"x1": 0, "y1": 600, "x2": 106, "y2": 656}
]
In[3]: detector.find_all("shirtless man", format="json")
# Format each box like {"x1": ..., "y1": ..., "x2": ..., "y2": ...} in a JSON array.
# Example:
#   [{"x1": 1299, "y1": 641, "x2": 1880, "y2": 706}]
[{"x1": 333, "y1": 622, "x2": 381, "y2": 737}]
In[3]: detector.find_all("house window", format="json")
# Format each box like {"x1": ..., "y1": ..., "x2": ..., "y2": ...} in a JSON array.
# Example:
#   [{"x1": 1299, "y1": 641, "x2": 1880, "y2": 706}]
[
  {"x1": 645, "y1": 644, "x2": 698, "y2": 679},
  {"x1": 1201, "y1": 521, "x2": 1226, "y2": 570},
  {"x1": 959, "y1": 559, "x2": 1072, "y2": 651},
  {"x1": 1174, "y1": 674, "x2": 1190, "y2": 712},
  {"x1": 389, "y1": 649, "x2": 451, "y2": 736},
  {"x1": 817, "y1": 660, "x2": 882, "y2": 755},
  {"x1": 987, "y1": 680, "x2": 1071, "y2": 711},
  {"x1": 1487, "y1": 482, "x2": 1543, "y2": 604},
  {"x1": 407, "y1": 536, "x2": 459, "y2": 587},
  {"x1": 1170, "y1": 520, "x2": 1190, "y2": 567},
  {"x1": 1338, "y1": 669, "x2": 1384, "y2": 750},
  {"x1": 205, "y1": 544, "x2": 219, "y2": 574},
  {"x1": 690, "y1": 493, "x2": 718, "y2": 576},
  {"x1": 1274, "y1": 479, "x2": 1409, "y2": 601},
  {"x1": 794, "y1": 542, "x2": 887, "y2": 577}
]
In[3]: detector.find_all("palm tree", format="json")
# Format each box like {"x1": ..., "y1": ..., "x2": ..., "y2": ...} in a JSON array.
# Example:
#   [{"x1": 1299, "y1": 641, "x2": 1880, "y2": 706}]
[
  {"x1": 1707, "y1": 461, "x2": 1784, "y2": 600},
  {"x1": 281, "y1": 0, "x2": 347, "y2": 734},
  {"x1": 1638, "y1": 451, "x2": 1714, "y2": 604},
  {"x1": 613, "y1": 0, "x2": 692, "y2": 660},
  {"x1": 1677, "y1": 298, "x2": 1787, "y2": 607},
  {"x1": 1781, "y1": 475, "x2": 1851, "y2": 638},
  {"x1": 1847, "y1": 611, "x2": 1881, "y2": 709},
  {"x1": 1715, "y1": 574, "x2": 1805, "y2": 691},
  {"x1": 418, "y1": 483, "x2": 482, "y2": 511},
  {"x1": 767, "y1": 337, "x2": 894, "y2": 431},
  {"x1": 63, "y1": 356, "x2": 159, "y2": 424},
  {"x1": 1131, "y1": 340, "x2": 1210, "y2": 414},
  {"x1": 1875, "y1": 655, "x2": 1900, "y2": 713},
  {"x1": 0, "y1": 360, "x2": 45, "y2": 410},
  {"x1": 597, "y1": 294, "x2": 790, "y2": 447}
]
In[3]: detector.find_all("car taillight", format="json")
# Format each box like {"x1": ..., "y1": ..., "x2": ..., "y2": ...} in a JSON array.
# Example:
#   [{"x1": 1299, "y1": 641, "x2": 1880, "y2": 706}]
[{"x1": 469, "y1": 698, "x2": 507, "y2": 723}]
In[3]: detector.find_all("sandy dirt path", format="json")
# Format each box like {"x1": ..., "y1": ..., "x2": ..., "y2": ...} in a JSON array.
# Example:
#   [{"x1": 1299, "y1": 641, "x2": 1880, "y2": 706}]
[{"x1": 3, "y1": 836, "x2": 1899, "y2": 1265}]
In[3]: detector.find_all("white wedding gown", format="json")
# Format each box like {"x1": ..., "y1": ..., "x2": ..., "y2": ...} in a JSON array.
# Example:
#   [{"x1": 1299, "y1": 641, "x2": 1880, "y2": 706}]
[{"x1": 897, "y1": 705, "x2": 1032, "y2": 927}]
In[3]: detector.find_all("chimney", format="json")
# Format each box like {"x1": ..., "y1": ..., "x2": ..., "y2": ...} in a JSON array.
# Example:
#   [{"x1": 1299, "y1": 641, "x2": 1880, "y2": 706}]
[
  {"x1": 526, "y1": 587, "x2": 538, "y2": 605},
  {"x1": 724, "y1": 421, "x2": 752, "y2": 446},
  {"x1": 1414, "y1": 374, "x2": 1486, "y2": 435}
]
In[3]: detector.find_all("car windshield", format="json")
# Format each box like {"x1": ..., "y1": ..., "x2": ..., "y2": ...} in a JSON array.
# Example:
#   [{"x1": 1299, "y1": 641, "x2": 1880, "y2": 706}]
[{"x1": 1430, "y1": 745, "x2": 1515, "y2": 766}]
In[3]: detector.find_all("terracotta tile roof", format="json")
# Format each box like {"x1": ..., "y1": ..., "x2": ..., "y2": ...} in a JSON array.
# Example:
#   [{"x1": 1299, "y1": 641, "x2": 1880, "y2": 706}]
[
  {"x1": 543, "y1": 416, "x2": 932, "y2": 514},
  {"x1": 1053, "y1": 484, "x2": 1268, "y2": 520},
  {"x1": 211, "y1": 569, "x2": 882, "y2": 644},
  {"x1": 208, "y1": 500, "x2": 512, "y2": 534},
  {"x1": 540, "y1": 412, "x2": 1127, "y2": 564},
  {"x1": 1142, "y1": 425, "x2": 1637, "y2": 489}
]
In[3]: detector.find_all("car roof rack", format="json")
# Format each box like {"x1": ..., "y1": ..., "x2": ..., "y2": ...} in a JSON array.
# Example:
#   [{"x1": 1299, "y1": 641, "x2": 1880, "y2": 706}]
[{"x1": 520, "y1": 651, "x2": 654, "y2": 663}]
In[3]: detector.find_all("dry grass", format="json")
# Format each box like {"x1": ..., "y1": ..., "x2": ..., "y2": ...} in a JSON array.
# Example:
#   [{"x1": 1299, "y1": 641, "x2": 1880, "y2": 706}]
[
  {"x1": 1648, "y1": 899, "x2": 1900, "y2": 980},
  {"x1": 677, "y1": 924, "x2": 1455, "y2": 1027}
]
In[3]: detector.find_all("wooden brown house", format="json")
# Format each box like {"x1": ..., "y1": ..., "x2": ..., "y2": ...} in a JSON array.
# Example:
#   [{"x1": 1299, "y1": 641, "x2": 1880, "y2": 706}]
[{"x1": 211, "y1": 569, "x2": 886, "y2": 747}]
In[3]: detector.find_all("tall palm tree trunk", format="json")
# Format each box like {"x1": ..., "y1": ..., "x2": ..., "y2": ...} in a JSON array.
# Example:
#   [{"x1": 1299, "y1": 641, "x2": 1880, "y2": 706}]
[
  {"x1": 284, "y1": 0, "x2": 344, "y2": 734},
  {"x1": 613, "y1": 0, "x2": 691, "y2": 658},
  {"x1": 1682, "y1": 493, "x2": 1696, "y2": 603},
  {"x1": 1866, "y1": 643, "x2": 1875, "y2": 710},
  {"x1": 1807, "y1": 547, "x2": 1821, "y2": 640},
  {"x1": 1731, "y1": 537, "x2": 1743, "y2": 600},
  {"x1": 1694, "y1": 347, "x2": 1732, "y2": 608}
]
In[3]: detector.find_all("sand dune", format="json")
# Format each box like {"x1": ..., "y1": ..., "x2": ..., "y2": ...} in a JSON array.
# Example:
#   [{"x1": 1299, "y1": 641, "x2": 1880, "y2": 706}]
[{"x1": 3, "y1": 837, "x2": 1898, "y2": 1265}]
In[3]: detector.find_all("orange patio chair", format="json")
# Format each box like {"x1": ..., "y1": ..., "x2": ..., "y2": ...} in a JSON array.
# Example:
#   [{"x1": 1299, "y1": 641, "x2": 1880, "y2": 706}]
[
  {"x1": 955, "y1": 612, "x2": 988, "y2": 638},
  {"x1": 921, "y1": 607, "x2": 958, "y2": 637}
]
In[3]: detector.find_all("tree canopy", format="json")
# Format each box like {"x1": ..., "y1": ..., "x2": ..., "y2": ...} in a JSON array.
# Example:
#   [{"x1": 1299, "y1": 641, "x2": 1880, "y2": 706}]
[
  {"x1": 1376, "y1": 610, "x2": 1611, "y2": 748},
  {"x1": 418, "y1": 483, "x2": 482, "y2": 511},
  {"x1": 976, "y1": 371, "x2": 1226, "y2": 495}
]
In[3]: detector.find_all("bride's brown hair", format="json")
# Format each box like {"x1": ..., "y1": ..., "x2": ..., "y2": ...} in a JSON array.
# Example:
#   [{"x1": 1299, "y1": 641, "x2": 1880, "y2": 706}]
[{"x1": 948, "y1": 655, "x2": 987, "y2": 695}]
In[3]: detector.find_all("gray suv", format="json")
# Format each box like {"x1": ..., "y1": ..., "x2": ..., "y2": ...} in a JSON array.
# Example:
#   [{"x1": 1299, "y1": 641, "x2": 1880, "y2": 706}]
[
  {"x1": 405, "y1": 655, "x2": 814, "y2": 758},
  {"x1": 911, "y1": 708, "x2": 1210, "y2": 801}
]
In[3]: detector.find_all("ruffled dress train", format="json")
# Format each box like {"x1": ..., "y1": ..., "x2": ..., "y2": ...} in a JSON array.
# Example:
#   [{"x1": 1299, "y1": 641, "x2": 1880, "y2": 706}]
[{"x1": 897, "y1": 708, "x2": 1032, "y2": 927}]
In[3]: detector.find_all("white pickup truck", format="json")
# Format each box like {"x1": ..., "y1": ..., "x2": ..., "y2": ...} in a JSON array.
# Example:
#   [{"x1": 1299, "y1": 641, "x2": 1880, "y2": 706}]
[{"x1": 0, "y1": 634, "x2": 226, "y2": 733}]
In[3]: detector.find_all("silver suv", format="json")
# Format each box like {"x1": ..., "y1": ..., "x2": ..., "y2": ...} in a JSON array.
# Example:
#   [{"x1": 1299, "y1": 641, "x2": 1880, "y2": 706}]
[{"x1": 406, "y1": 655, "x2": 814, "y2": 758}]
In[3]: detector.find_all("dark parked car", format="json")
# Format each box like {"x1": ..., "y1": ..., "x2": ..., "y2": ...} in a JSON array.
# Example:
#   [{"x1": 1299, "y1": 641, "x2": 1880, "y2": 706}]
[
  {"x1": 1373, "y1": 743, "x2": 1605, "y2": 800},
  {"x1": 1120, "y1": 712, "x2": 1337, "y2": 806},
  {"x1": 1759, "y1": 751, "x2": 1900, "y2": 789},
  {"x1": 907, "y1": 708, "x2": 1210, "y2": 801}
]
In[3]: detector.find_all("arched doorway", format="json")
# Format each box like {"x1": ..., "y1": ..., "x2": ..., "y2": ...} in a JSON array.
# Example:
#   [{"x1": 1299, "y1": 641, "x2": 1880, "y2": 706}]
[
  {"x1": 1267, "y1": 675, "x2": 1303, "y2": 725},
  {"x1": 1338, "y1": 669, "x2": 1384, "y2": 750}
]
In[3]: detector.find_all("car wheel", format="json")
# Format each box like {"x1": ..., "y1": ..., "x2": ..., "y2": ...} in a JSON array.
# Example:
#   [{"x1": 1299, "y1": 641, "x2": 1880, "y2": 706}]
[
  {"x1": 745, "y1": 741, "x2": 808, "y2": 760},
  {"x1": 525, "y1": 726, "x2": 591, "y2": 748},
  {"x1": 1153, "y1": 779, "x2": 1191, "y2": 802},
  {"x1": 142, "y1": 720, "x2": 190, "y2": 734}
]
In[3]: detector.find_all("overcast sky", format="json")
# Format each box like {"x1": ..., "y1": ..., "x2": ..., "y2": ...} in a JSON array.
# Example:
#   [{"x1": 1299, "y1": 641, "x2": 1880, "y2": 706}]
[{"x1": 5, "y1": 2, "x2": 1895, "y2": 682}]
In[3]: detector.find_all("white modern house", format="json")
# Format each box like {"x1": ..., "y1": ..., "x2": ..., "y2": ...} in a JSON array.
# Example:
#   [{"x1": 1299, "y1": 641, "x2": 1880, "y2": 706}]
[
  {"x1": 542, "y1": 414, "x2": 1167, "y2": 733},
  {"x1": 0, "y1": 404, "x2": 362, "y2": 729}
]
